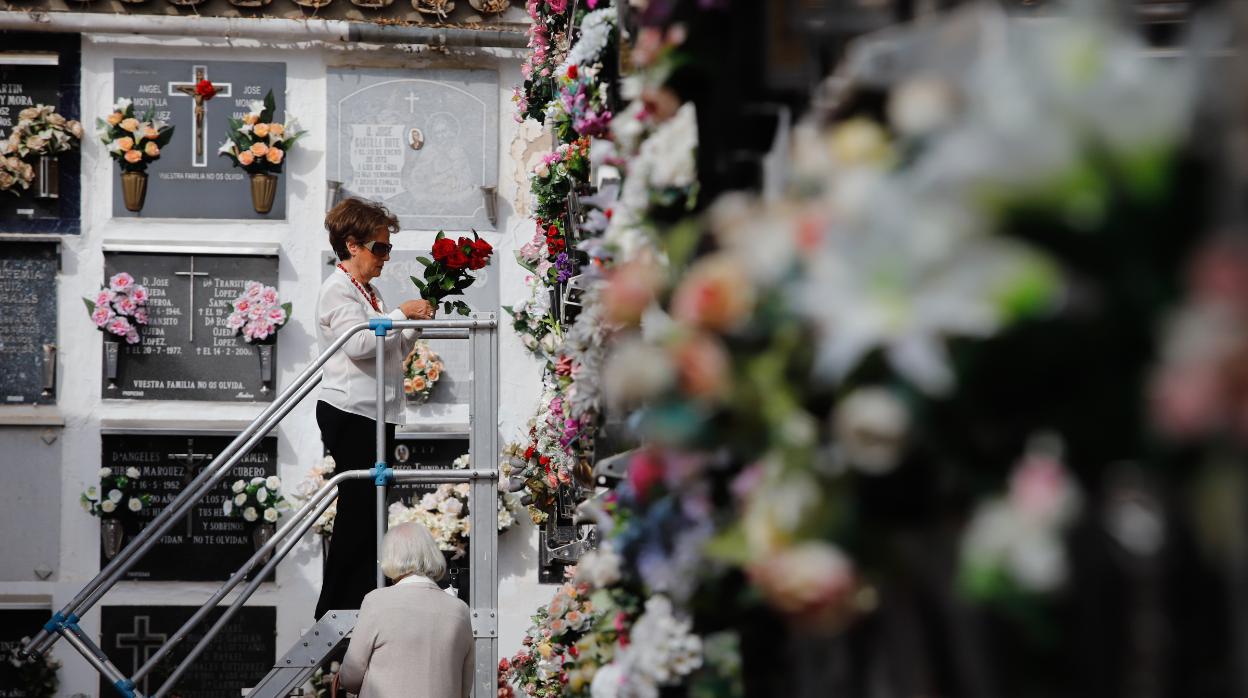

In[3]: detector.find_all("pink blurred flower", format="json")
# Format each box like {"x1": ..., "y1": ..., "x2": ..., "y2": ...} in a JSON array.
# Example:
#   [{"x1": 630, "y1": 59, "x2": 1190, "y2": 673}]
[
  {"x1": 107, "y1": 316, "x2": 133, "y2": 338},
  {"x1": 125, "y1": 329, "x2": 140, "y2": 344},
  {"x1": 129, "y1": 285, "x2": 148, "y2": 304},
  {"x1": 748, "y1": 542, "x2": 858, "y2": 631},
  {"x1": 226, "y1": 312, "x2": 246, "y2": 330},
  {"x1": 95, "y1": 290, "x2": 114, "y2": 308},
  {"x1": 115, "y1": 296, "x2": 138, "y2": 315},
  {"x1": 234, "y1": 298, "x2": 251, "y2": 313},
  {"x1": 261, "y1": 287, "x2": 278, "y2": 305},
  {"x1": 267, "y1": 306, "x2": 287, "y2": 325},
  {"x1": 92, "y1": 305, "x2": 115, "y2": 327},
  {"x1": 109, "y1": 272, "x2": 135, "y2": 293},
  {"x1": 132, "y1": 309, "x2": 149, "y2": 325}
]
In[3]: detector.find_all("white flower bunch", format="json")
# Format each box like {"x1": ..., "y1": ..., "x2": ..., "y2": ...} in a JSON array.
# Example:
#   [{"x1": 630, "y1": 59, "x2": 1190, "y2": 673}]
[
  {"x1": 387, "y1": 453, "x2": 523, "y2": 557},
  {"x1": 561, "y1": 8, "x2": 616, "y2": 74},
  {"x1": 291, "y1": 456, "x2": 337, "y2": 537},
  {"x1": 599, "y1": 596, "x2": 702, "y2": 698},
  {"x1": 81, "y1": 466, "x2": 151, "y2": 519},
  {"x1": 223, "y1": 475, "x2": 286, "y2": 525}
]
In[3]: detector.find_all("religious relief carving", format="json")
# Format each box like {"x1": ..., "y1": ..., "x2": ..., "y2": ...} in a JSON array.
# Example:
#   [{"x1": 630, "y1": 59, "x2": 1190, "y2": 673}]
[
  {"x1": 467, "y1": 0, "x2": 510, "y2": 14},
  {"x1": 413, "y1": 0, "x2": 455, "y2": 16}
]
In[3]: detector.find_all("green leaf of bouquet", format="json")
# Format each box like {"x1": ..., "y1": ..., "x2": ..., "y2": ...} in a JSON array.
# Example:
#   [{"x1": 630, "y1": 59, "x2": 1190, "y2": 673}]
[
  {"x1": 455, "y1": 302, "x2": 471, "y2": 317},
  {"x1": 416, "y1": 256, "x2": 432, "y2": 267},
  {"x1": 410, "y1": 276, "x2": 427, "y2": 293},
  {"x1": 443, "y1": 302, "x2": 453, "y2": 314},
  {"x1": 156, "y1": 126, "x2": 175, "y2": 147},
  {"x1": 703, "y1": 525, "x2": 752, "y2": 566},
  {"x1": 83, "y1": 297, "x2": 96, "y2": 314},
  {"x1": 435, "y1": 230, "x2": 446, "y2": 241},
  {"x1": 441, "y1": 277, "x2": 455, "y2": 291},
  {"x1": 261, "y1": 90, "x2": 276, "y2": 123},
  {"x1": 281, "y1": 302, "x2": 293, "y2": 317}
]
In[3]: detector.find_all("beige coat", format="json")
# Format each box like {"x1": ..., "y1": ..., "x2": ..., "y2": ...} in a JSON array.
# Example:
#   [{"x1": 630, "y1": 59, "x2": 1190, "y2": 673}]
[{"x1": 338, "y1": 579, "x2": 475, "y2": 698}]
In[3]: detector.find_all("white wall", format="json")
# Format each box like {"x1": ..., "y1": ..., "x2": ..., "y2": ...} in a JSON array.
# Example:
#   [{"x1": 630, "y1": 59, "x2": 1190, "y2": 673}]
[{"x1": 0, "y1": 31, "x2": 551, "y2": 697}]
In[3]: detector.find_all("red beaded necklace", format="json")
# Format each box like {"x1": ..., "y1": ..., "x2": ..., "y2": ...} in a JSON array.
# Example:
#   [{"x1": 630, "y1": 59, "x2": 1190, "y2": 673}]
[{"x1": 337, "y1": 263, "x2": 380, "y2": 312}]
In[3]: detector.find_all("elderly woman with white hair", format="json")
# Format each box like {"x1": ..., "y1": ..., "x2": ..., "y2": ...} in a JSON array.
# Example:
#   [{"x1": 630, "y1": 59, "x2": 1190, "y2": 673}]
[{"x1": 337, "y1": 522, "x2": 474, "y2": 698}]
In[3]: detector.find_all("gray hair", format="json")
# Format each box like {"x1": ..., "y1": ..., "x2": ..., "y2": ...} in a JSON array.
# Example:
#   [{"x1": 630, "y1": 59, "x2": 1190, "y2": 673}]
[{"x1": 380, "y1": 522, "x2": 446, "y2": 581}]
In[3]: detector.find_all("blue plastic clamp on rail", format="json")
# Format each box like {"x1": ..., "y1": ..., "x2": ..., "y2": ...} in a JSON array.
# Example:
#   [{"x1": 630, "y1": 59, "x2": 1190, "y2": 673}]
[
  {"x1": 112, "y1": 678, "x2": 136, "y2": 698},
  {"x1": 42, "y1": 611, "x2": 78, "y2": 633},
  {"x1": 372, "y1": 463, "x2": 394, "y2": 486},
  {"x1": 369, "y1": 317, "x2": 393, "y2": 336}
]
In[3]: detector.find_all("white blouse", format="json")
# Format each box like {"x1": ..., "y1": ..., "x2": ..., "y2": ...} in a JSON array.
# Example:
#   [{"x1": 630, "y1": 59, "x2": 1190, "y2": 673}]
[{"x1": 316, "y1": 266, "x2": 418, "y2": 425}]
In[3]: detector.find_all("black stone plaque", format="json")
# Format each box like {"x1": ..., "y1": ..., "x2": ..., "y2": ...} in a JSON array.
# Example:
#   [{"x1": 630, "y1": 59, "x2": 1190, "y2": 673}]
[
  {"x1": 103, "y1": 252, "x2": 278, "y2": 402},
  {"x1": 0, "y1": 607, "x2": 55, "y2": 698},
  {"x1": 0, "y1": 242, "x2": 56, "y2": 404},
  {"x1": 389, "y1": 435, "x2": 471, "y2": 602},
  {"x1": 112, "y1": 60, "x2": 287, "y2": 219},
  {"x1": 0, "y1": 34, "x2": 81, "y2": 235},
  {"x1": 100, "y1": 605, "x2": 275, "y2": 698},
  {"x1": 102, "y1": 433, "x2": 278, "y2": 582}
]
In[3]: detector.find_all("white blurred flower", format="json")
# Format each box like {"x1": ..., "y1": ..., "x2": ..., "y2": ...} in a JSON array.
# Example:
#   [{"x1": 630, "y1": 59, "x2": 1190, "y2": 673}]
[
  {"x1": 99, "y1": 467, "x2": 112, "y2": 478},
  {"x1": 235, "y1": 493, "x2": 247, "y2": 506},
  {"x1": 574, "y1": 544, "x2": 622, "y2": 588},
  {"x1": 833, "y1": 388, "x2": 911, "y2": 475},
  {"x1": 223, "y1": 500, "x2": 233, "y2": 516},
  {"x1": 101, "y1": 500, "x2": 116, "y2": 514},
  {"x1": 108, "y1": 489, "x2": 123, "y2": 503},
  {"x1": 257, "y1": 488, "x2": 268, "y2": 504},
  {"x1": 243, "y1": 507, "x2": 258, "y2": 522},
  {"x1": 888, "y1": 76, "x2": 958, "y2": 138},
  {"x1": 128, "y1": 497, "x2": 142, "y2": 512},
  {"x1": 602, "y1": 338, "x2": 675, "y2": 409},
  {"x1": 264, "y1": 507, "x2": 279, "y2": 523},
  {"x1": 266, "y1": 475, "x2": 281, "y2": 491},
  {"x1": 126, "y1": 467, "x2": 141, "y2": 479}
]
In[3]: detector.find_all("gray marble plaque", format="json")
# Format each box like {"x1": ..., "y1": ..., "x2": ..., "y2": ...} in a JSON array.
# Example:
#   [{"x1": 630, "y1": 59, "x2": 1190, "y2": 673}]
[
  {"x1": 0, "y1": 243, "x2": 57, "y2": 404},
  {"x1": 321, "y1": 250, "x2": 498, "y2": 408},
  {"x1": 112, "y1": 59, "x2": 287, "y2": 219},
  {"x1": 328, "y1": 67, "x2": 498, "y2": 231}
]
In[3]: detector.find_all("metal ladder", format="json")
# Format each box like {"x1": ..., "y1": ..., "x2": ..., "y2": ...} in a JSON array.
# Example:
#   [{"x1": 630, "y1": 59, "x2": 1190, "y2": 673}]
[{"x1": 23, "y1": 314, "x2": 500, "y2": 698}]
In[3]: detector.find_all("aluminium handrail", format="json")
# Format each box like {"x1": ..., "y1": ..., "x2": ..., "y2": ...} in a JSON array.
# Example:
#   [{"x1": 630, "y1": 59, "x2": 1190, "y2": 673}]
[{"x1": 23, "y1": 318, "x2": 494, "y2": 659}]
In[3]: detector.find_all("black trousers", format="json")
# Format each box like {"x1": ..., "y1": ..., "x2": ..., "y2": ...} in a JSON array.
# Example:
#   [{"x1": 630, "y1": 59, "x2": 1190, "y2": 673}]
[{"x1": 314, "y1": 401, "x2": 395, "y2": 620}]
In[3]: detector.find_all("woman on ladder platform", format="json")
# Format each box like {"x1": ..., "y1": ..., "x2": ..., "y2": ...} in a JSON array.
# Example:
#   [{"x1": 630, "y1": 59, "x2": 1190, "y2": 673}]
[{"x1": 315, "y1": 197, "x2": 435, "y2": 619}]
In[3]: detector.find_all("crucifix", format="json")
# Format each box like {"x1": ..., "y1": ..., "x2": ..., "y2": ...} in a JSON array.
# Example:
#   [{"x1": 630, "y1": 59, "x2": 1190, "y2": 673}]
[
  {"x1": 169, "y1": 438, "x2": 213, "y2": 539},
  {"x1": 116, "y1": 615, "x2": 167, "y2": 696},
  {"x1": 168, "y1": 65, "x2": 232, "y2": 168},
  {"x1": 405, "y1": 91, "x2": 419, "y2": 113},
  {"x1": 174, "y1": 256, "x2": 210, "y2": 342}
]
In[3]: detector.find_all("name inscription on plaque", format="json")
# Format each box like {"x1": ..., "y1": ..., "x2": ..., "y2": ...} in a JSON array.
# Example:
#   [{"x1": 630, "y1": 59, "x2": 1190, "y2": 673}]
[
  {"x1": 0, "y1": 243, "x2": 57, "y2": 404},
  {"x1": 101, "y1": 605, "x2": 275, "y2": 698},
  {"x1": 103, "y1": 252, "x2": 278, "y2": 402},
  {"x1": 112, "y1": 59, "x2": 286, "y2": 219},
  {"x1": 103, "y1": 433, "x2": 278, "y2": 581}
]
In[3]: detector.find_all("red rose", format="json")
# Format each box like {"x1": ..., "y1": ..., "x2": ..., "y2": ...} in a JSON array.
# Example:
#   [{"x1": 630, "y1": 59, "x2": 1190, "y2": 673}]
[
  {"x1": 566, "y1": 64, "x2": 578, "y2": 80},
  {"x1": 445, "y1": 248, "x2": 470, "y2": 270},
  {"x1": 524, "y1": 446, "x2": 535, "y2": 460},
  {"x1": 472, "y1": 236, "x2": 493, "y2": 260},
  {"x1": 538, "y1": 455, "x2": 549, "y2": 465},
  {"x1": 432, "y1": 237, "x2": 457, "y2": 261},
  {"x1": 547, "y1": 225, "x2": 559, "y2": 239},
  {"x1": 195, "y1": 79, "x2": 217, "y2": 100}
]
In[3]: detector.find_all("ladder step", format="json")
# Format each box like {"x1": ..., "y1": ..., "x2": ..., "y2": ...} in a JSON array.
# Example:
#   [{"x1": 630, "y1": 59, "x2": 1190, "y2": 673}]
[{"x1": 244, "y1": 611, "x2": 358, "y2": 698}]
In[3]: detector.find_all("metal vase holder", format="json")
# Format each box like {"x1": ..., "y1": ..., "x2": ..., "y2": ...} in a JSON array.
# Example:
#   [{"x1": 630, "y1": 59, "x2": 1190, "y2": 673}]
[
  {"x1": 252, "y1": 523, "x2": 276, "y2": 567},
  {"x1": 103, "y1": 333, "x2": 121, "y2": 390},
  {"x1": 35, "y1": 155, "x2": 59, "y2": 199},
  {"x1": 100, "y1": 519, "x2": 125, "y2": 560},
  {"x1": 256, "y1": 336, "x2": 276, "y2": 393}
]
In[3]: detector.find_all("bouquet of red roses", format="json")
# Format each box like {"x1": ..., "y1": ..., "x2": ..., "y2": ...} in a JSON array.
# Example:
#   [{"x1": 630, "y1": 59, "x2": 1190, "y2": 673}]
[{"x1": 412, "y1": 230, "x2": 494, "y2": 316}]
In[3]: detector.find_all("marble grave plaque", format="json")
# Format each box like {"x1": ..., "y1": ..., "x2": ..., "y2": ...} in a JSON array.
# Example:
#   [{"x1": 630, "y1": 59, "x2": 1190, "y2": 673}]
[
  {"x1": 102, "y1": 433, "x2": 278, "y2": 581},
  {"x1": 0, "y1": 34, "x2": 81, "y2": 234},
  {"x1": 100, "y1": 605, "x2": 275, "y2": 698},
  {"x1": 321, "y1": 250, "x2": 498, "y2": 410},
  {"x1": 103, "y1": 251, "x2": 278, "y2": 402},
  {"x1": 112, "y1": 59, "x2": 287, "y2": 219},
  {"x1": 0, "y1": 243, "x2": 57, "y2": 404},
  {"x1": 390, "y1": 435, "x2": 471, "y2": 603},
  {"x1": 328, "y1": 67, "x2": 499, "y2": 231}
]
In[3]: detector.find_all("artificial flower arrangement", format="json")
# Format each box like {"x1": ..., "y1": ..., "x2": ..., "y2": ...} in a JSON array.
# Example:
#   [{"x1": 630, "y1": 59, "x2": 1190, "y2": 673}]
[
  {"x1": 218, "y1": 91, "x2": 305, "y2": 175},
  {"x1": 219, "y1": 90, "x2": 305, "y2": 214},
  {"x1": 503, "y1": 277, "x2": 558, "y2": 355},
  {"x1": 515, "y1": 0, "x2": 574, "y2": 124},
  {"x1": 402, "y1": 340, "x2": 444, "y2": 404},
  {"x1": 81, "y1": 466, "x2": 153, "y2": 518},
  {"x1": 83, "y1": 272, "x2": 150, "y2": 344},
  {"x1": 305, "y1": 661, "x2": 340, "y2": 698},
  {"x1": 4, "y1": 104, "x2": 84, "y2": 158},
  {"x1": 530, "y1": 137, "x2": 591, "y2": 223},
  {"x1": 1, "y1": 639, "x2": 61, "y2": 698},
  {"x1": 547, "y1": 64, "x2": 614, "y2": 142},
  {"x1": 501, "y1": 384, "x2": 586, "y2": 525},
  {"x1": 387, "y1": 454, "x2": 524, "y2": 559},
  {"x1": 223, "y1": 476, "x2": 287, "y2": 525},
  {"x1": 0, "y1": 154, "x2": 34, "y2": 196},
  {"x1": 96, "y1": 98, "x2": 174, "y2": 173},
  {"x1": 411, "y1": 231, "x2": 494, "y2": 316},
  {"x1": 227, "y1": 281, "x2": 291, "y2": 343},
  {"x1": 292, "y1": 456, "x2": 337, "y2": 538}
]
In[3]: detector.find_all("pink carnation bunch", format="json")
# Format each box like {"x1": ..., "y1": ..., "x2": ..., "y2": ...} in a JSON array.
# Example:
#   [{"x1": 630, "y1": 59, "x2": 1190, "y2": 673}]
[
  {"x1": 227, "y1": 281, "x2": 290, "y2": 343},
  {"x1": 84, "y1": 272, "x2": 149, "y2": 344}
]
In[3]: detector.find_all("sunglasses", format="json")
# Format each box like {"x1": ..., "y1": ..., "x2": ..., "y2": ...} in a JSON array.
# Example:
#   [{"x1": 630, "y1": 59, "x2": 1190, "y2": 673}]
[{"x1": 361, "y1": 240, "x2": 393, "y2": 257}]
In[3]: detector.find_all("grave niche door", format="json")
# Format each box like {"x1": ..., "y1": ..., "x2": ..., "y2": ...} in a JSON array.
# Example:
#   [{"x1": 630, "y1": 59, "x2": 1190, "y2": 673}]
[
  {"x1": 0, "y1": 242, "x2": 58, "y2": 405},
  {"x1": 102, "y1": 249, "x2": 279, "y2": 402},
  {"x1": 101, "y1": 432, "x2": 278, "y2": 582}
]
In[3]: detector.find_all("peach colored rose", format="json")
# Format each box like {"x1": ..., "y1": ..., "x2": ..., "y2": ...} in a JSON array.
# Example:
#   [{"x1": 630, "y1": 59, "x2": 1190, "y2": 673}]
[
  {"x1": 105, "y1": 112, "x2": 123, "y2": 126},
  {"x1": 670, "y1": 332, "x2": 730, "y2": 401},
  {"x1": 144, "y1": 142, "x2": 160, "y2": 158},
  {"x1": 269, "y1": 123, "x2": 285, "y2": 138},
  {"x1": 243, "y1": 114, "x2": 260, "y2": 126},
  {"x1": 264, "y1": 147, "x2": 284, "y2": 165},
  {"x1": 237, "y1": 151, "x2": 255, "y2": 166},
  {"x1": 603, "y1": 257, "x2": 662, "y2": 326},
  {"x1": 143, "y1": 126, "x2": 160, "y2": 140},
  {"x1": 670, "y1": 254, "x2": 755, "y2": 333},
  {"x1": 410, "y1": 376, "x2": 427, "y2": 392},
  {"x1": 119, "y1": 118, "x2": 141, "y2": 133},
  {"x1": 252, "y1": 123, "x2": 270, "y2": 138},
  {"x1": 426, "y1": 366, "x2": 440, "y2": 382},
  {"x1": 249, "y1": 142, "x2": 269, "y2": 157},
  {"x1": 116, "y1": 137, "x2": 134, "y2": 152},
  {"x1": 123, "y1": 149, "x2": 143, "y2": 164}
]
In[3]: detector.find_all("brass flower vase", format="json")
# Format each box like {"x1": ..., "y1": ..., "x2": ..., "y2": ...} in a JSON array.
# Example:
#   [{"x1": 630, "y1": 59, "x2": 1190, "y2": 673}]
[
  {"x1": 252, "y1": 522, "x2": 276, "y2": 567},
  {"x1": 35, "y1": 155, "x2": 59, "y2": 199},
  {"x1": 250, "y1": 173, "x2": 278, "y2": 215},
  {"x1": 121, "y1": 171, "x2": 147, "y2": 212}
]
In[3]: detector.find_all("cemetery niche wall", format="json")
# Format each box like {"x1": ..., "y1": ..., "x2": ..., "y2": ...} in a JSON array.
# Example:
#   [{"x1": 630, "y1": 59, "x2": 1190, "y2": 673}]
[
  {"x1": 0, "y1": 34, "x2": 81, "y2": 235},
  {"x1": 101, "y1": 433, "x2": 279, "y2": 582},
  {"x1": 102, "y1": 248, "x2": 280, "y2": 402},
  {"x1": 111, "y1": 59, "x2": 287, "y2": 219},
  {"x1": 327, "y1": 66, "x2": 500, "y2": 232}
]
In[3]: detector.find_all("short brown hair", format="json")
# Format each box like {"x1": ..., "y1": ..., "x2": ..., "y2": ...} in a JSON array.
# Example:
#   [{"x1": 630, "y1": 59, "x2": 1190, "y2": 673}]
[{"x1": 325, "y1": 197, "x2": 399, "y2": 261}]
